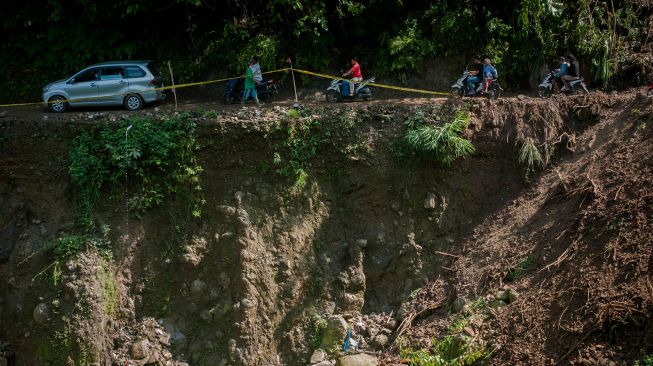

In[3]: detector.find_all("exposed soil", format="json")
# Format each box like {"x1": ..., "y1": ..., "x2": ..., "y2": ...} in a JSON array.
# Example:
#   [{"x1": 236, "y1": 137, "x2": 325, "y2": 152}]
[{"x1": 1, "y1": 90, "x2": 652, "y2": 365}]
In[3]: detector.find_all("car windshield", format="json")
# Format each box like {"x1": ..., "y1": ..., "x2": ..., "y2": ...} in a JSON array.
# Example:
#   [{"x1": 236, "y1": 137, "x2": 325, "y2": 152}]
[{"x1": 146, "y1": 63, "x2": 162, "y2": 78}]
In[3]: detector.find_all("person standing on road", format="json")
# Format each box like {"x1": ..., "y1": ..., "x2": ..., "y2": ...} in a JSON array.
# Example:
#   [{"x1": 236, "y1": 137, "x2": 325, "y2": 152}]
[
  {"x1": 242, "y1": 60, "x2": 263, "y2": 106},
  {"x1": 251, "y1": 57, "x2": 263, "y2": 84},
  {"x1": 343, "y1": 57, "x2": 363, "y2": 96}
]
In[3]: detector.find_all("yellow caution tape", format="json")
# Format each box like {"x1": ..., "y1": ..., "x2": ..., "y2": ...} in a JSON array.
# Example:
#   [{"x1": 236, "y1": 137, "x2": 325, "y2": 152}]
[
  {"x1": 292, "y1": 68, "x2": 452, "y2": 96},
  {"x1": 0, "y1": 66, "x2": 452, "y2": 108},
  {"x1": 0, "y1": 68, "x2": 291, "y2": 108}
]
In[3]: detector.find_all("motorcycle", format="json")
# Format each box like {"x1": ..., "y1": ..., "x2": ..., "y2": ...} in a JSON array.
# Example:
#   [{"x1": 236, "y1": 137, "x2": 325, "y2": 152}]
[
  {"x1": 538, "y1": 72, "x2": 589, "y2": 98},
  {"x1": 451, "y1": 69, "x2": 503, "y2": 100},
  {"x1": 325, "y1": 74, "x2": 375, "y2": 102},
  {"x1": 223, "y1": 78, "x2": 280, "y2": 104}
]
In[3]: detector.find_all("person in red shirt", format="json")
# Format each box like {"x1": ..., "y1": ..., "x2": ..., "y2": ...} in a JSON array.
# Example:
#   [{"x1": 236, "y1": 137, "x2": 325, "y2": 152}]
[{"x1": 343, "y1": 57, "x2": 363, "y2": 96}]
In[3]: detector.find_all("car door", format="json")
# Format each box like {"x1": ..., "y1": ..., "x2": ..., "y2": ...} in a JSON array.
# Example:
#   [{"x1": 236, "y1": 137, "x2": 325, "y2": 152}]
[
  {"x1": 65, "y1": 67, "x2": 100, "y2": 106},
  {"x1": 97, "y1": 66, "x2": 128, "y2": 105}
]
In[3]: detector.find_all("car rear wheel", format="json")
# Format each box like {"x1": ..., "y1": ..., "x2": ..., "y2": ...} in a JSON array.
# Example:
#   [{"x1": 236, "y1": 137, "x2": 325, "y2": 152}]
[
  {"x1": 124, "y1": 94, "x2": 143, "y2": 111},
  {"x1": 48, "y1": 96, "x2": 67, "y2": 113}
]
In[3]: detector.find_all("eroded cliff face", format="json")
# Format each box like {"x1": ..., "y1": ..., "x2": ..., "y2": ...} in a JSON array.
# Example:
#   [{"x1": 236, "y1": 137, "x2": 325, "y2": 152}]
[{"x1": 0, "y1": 94, "x2": 616, "y2": 365}]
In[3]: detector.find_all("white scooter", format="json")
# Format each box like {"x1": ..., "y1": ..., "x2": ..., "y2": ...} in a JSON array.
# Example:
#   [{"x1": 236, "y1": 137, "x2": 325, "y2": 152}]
[
  {"x1": 538, "y1": 72, "x2": 589, "y2": 98},
  {"x1": 325, "y1": 76, "x2": 375, "y2": 103}
]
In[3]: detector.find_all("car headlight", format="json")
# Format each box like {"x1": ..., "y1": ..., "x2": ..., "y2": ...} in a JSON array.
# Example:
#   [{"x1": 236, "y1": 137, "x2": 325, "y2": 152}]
[{"x1": 43, "y1": 85, "x2": 50, "y2": 92}]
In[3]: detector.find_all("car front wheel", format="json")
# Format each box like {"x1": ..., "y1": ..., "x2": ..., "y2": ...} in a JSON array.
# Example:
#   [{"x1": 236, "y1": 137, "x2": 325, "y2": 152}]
[
  {"x1": 48, "y1": 96, "x2": 67, "y2": 113},
  {"x1": 124, "y1": 94, "x2": 143, "y2": 111}
]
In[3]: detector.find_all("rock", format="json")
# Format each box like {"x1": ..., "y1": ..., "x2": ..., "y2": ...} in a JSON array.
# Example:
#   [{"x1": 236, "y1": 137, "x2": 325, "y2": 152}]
[
  {"x1": 217, "y1": 205, "x2": 236, "y2": 216},
  {"x1": 424, "y1": 192, "x2": 437, "y2": 209},
  {"x1": 312, "y1": 362, "x2": 333, "y2": 366},
  {"x1": 200, "y1": 309, "x2": 212, "y2": 321},
  {"x1": 240, "y1": 298, "x2": 254, "y2": 308},
  {"x1": 190, "y1": 279, "x2": 208, "y2": 298},
  {"x1": 131, "y1": 339, "x2": 148, "y2": 359},
  {"x1": 234, "y1": 191, "x2": 244, "y2": 205},
  {"x1": 335, "y1": 354, "x2": 378, "y2": 366},
  {"x1": 489, "y1": 299, "x2": 507, "y2": 309},
  {"x1": 372, "y1": 334, "x2": 388, "y2": 349},
  {"x1": 236, "y1": 209, "x2": 251, "y2": 227},
  {"x1": 320, "y1": 315, "x2": 348, "y2": 349},
  {"x1": 463, "y1": 326, "x2": 475, "y2": 337},
  {"x1": 452, "y1": 297, "x2": 466, "y2": 313},
  {"x1": 355, "y1": 239, "x2": 368, "y2": 248},
  {"x1": 495, "y1": 290, "x2": 509, "y2": 302},
  {"x1": 32, "y1": 303, "x2": 49, "y2": 324},
  {"x1": 506, "y1": 289, "x2": 520, "y2": 303},
  {"x1": 310, "y1": 349, "x2": 327, "y2": 363}
]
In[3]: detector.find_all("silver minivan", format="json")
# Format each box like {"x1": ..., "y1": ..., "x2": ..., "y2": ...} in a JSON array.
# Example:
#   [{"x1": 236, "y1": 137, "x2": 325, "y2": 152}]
[{"x1": 42, "y1": 60, "x2": 165, "y2": 112}]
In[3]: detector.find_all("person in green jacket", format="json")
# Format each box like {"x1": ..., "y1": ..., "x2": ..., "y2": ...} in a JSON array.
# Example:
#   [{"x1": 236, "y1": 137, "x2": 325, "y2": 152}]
[{"x1": 242, "y1": 60, "x2": 263, "y2": 106}]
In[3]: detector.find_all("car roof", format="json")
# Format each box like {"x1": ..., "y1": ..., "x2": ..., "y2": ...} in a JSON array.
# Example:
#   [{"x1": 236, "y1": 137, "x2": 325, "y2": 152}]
[{"x1": 87, "y1": 60, "x2": 153, "y2": 68}]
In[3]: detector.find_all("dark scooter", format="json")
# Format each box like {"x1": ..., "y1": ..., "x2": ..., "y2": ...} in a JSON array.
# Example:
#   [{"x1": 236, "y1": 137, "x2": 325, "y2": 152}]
[{"x1": 223, "y1": 78, "x2": 280, "y2": 104}]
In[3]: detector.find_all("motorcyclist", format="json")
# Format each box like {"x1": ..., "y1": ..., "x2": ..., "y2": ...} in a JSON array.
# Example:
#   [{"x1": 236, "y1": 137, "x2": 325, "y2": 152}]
[
  {"x1": 466, "y1": 59, "x2": 484, "y2": 96},
  {"x1": 343, "y1": 57, "x2": 363, "y2": 96},
  {"x1": 481, "y1": 58, "x2": 498, "y2": 93},
  {"x1": 552, "y1": 56, "x2": 569, "y2": 92},
  {"x1": 562, "y1": 54, "x2": 580, "y2": 89}
]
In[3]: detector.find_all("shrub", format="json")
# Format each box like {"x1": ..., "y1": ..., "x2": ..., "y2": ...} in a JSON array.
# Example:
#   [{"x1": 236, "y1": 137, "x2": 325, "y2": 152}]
[
  {"x1": 400, "y1": 335, "x2": 489, "y2": 366},
  {"x1": 400, "y1": 111, "x2": 475, "y2": 165},
  {"x1": 517, "y1": 137, "x2": 543, "y2": 174},
  {"x1": 68, "y1": 113, "x2": 203, "y2": 229}
]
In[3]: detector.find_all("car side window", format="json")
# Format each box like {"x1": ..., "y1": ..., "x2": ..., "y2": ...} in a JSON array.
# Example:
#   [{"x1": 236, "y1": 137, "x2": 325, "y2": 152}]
[
  {"x1": 101, "y1": 67, "x2": 124, "y2": 80},
  {"x1": 124, "y1": 66, "x2": 146, "y2": 79},
  {"x1": 74, "y1": 68, "x2": 100, "y2": 83}
]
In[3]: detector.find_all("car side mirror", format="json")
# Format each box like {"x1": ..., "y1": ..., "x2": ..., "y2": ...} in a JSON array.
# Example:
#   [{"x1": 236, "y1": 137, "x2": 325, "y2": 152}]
[{"x1": 68, "y1": 78, "x2": 76, "y2": 84}]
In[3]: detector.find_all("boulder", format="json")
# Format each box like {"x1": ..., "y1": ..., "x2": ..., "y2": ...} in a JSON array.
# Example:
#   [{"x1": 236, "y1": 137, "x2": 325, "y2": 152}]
[
  {"x1": 451, "y1": 297, "x2": 466, "y2": 313},
  {"x1": 506, "y1": 289, "x2": 520, "y2": 303},
  {"x1": 355, "y1": 239, "x2": 368, "y2": 248},
  {"x1": 372, "y1": 334, "x2": 388, "y2": 349},
  {"x1": 424, "y1": 192, "x2": 437, "y2": 209},
  {"x1": 190, "y1": 279, "x2": 208, "y2": 298},
  {"x1": 310, "y1": 349, "x2": 327, "y2": 364},
  {"x1": 32, "y1": 303, "x2": 49, "y2": 324},
  {"x1": 489, "y1": 299, "x2": 507, "y2": 309},
  {"x1": 335, "y1": 354, "x2": 378, "y2": 366},
  {"x1": 495, "y1": 290, "x2": 509, "y2": 302},
  {"x1": 320, "y1": 315, "x2": 348, "y2": 349},
  {"x1": 131, "y1": 339, "x2": 148, "y2": 360}
]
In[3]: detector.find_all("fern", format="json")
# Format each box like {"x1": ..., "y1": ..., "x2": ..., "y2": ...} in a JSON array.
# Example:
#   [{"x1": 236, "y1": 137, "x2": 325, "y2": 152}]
[
  {"x1": 403, "y1": 111, "x2": 475, "y2": 165},
  {"x1": 518, "y1": 137, "x2": 543, "y2": 172}
]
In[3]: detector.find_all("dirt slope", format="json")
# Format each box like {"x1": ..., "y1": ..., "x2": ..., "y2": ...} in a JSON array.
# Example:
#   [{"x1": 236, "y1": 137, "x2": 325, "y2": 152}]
[
  {"x1": 1, "y1": 91, "x2": 651, "y2": 365},
  {"x1": 387, "y1": 92, "x2": 653, "y2": 365}
]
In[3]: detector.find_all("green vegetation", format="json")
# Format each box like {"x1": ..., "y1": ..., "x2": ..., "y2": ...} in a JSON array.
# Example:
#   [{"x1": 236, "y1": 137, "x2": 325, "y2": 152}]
[
  {"x1": 68, "y1": 113, "x2": 203, "y2": 229},
  {"x1": 399, "y1": 297, "x2": 490, "y2": 365},
  {"x1": 308, "y1": 314, "x2": 328, "y2": 349},
  {"x1": 2, "y1": 0, "x2": 649, "y2": 102},
  {"x1": 399, "y1": 335, "x2": 489, "y2": 366},
  {"x1": 97, "y1": 260, "x2": 118, "y2": 316},
  {"x1": 505, "y1": 255, "x2": 536, "y2": 281},
  {"x1": 635, "y1": 352, "x2": 653, "y2": 366},
  {"x1": 271, "y1": 108, "x2": 364, "y2": 190},
  {"x1": 396, "y1": 111, "x2": 475, "y2": 165},
  {"x1": 518, "y1": 137, "x2": 543, "y2": 176}
]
